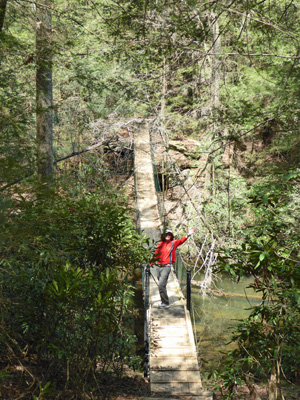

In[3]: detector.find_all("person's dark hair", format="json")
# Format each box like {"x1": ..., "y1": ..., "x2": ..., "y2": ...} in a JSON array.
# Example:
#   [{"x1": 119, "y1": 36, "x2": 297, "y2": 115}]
[{"x1": 161, "y1": 230, "x2": 174, "y2": 242}]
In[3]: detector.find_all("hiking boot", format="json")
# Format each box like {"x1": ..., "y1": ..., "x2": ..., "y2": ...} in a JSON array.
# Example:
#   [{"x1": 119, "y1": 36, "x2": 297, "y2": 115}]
[{"x1": 159, "y1": 302, "x2": 170, "y2": 308}]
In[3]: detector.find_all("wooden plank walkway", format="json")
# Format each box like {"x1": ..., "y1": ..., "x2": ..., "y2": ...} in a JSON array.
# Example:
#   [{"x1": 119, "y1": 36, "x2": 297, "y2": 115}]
[
  {"x1": 134, "y1": 122, "x2": 213, "y2": 399},
  {"x1": 149, "y1": 270, "x2": 213, "y2": 398}
]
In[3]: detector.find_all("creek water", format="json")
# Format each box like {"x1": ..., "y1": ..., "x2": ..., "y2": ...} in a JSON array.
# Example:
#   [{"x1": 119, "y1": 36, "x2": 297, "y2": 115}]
[{"x1": 190, "y1": 274, "x2": 261, "y2": 373}]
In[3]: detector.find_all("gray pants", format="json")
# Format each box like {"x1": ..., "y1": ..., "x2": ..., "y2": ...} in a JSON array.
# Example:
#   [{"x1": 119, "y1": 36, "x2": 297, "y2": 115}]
[{"x1": 155, "y1": 265, "x2": 172, "y2": 305}]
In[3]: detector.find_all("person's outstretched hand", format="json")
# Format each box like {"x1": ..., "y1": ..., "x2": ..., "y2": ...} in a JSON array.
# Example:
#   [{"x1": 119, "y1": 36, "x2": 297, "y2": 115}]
[{"x1": 188, "y1": 228, "x2": 196, "y2": 236}]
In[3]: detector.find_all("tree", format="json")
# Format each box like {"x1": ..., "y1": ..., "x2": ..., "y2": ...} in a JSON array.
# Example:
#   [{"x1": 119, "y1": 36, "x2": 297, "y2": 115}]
[
  {"x1": 36, "y1": 0, "x2": 53, "y2": 179},
  {"x1": 0, "y1": 0, "x2": 7, "y2": 33}
]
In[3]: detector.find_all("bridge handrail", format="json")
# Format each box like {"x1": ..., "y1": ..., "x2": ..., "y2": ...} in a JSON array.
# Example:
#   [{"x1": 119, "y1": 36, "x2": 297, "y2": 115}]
[{"x1": 174, "y1": 254, "x2": 198, "y2": 348}]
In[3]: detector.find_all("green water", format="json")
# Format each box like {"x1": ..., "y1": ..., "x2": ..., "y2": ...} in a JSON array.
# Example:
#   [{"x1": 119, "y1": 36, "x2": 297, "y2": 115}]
[{"x1": 190, "y1": 275, "x2": 261, "y2": 371}]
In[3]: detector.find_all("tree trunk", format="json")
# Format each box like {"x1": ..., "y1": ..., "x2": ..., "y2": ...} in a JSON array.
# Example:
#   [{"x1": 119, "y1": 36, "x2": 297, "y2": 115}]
[
  {"x1": 212, "y1": 13, "x2": 221, "y2": 113},
  {"x1": 0, "y1": 0, "x2": 7, "y2": 33},
  {"x1": 36, "y1": 0, "x2": 53, "y2": 179},
  {"x1": 208, "y1": 13, "x2": 222, "y2": 196},
  {"x1": 161, "y1": 56, "x2": 168, "y2": 147},
  {"x1": 268, "y1": 364, "x2": 278, "y2": 400}
]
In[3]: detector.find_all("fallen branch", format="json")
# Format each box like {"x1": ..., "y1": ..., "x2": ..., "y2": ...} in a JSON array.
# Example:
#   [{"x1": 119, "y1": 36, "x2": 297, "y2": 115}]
[{"x1": 53, "y1": 139, "x2": 111, "y2": 164}]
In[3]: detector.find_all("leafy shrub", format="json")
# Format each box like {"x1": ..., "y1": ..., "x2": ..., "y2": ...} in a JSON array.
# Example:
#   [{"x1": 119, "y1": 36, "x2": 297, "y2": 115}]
[{"x1": 0, "y1": 176, "x2": 150, "y2": 396}]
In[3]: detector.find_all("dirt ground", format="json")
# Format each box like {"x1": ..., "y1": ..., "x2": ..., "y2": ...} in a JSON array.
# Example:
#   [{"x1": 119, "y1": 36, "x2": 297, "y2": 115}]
[
  {"x1": 107, "y1": 370, "x2": 300, "y2": 400},
  {"x1": 1, "y1": 364, "x2": 300, "y2": 399}
]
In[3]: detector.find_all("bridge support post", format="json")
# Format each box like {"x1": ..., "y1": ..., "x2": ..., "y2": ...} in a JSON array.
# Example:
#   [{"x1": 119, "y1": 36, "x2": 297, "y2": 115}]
[
  {"x1": 144, "y1": 265, "x2": 150, "y2": 378},
  {"x1": 187, "y1": 269, "x2": 191, "y2": 312}
]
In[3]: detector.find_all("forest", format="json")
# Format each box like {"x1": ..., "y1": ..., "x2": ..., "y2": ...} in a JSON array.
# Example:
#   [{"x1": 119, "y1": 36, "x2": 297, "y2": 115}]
[{"x1": 1, "y1": 0, "x2": 300, "y2": 399}]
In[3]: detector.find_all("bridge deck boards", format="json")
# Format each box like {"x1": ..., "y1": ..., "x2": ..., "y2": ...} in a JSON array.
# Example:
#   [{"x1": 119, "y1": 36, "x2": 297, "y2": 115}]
[{"x1": 149, "y1": 270, "x2": 209, "y2": 396}]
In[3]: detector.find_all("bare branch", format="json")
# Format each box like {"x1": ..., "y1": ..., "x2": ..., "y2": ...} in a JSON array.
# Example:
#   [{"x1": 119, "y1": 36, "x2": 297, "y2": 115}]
[{"x1": 53, "y1": 139, "x2": 111, "y2": 164}]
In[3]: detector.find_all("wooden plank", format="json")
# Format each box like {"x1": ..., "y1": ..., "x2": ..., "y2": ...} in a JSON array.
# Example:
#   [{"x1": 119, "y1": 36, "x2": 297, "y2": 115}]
[{"x1": 150, "y1": 357, "x2": 200, "y2": 370}]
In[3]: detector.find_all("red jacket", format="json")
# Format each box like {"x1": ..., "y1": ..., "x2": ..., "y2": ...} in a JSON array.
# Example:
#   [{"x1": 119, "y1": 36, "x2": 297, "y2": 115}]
[{"x1": 153, "y1": 236, "x2": 188, "y2": 265}]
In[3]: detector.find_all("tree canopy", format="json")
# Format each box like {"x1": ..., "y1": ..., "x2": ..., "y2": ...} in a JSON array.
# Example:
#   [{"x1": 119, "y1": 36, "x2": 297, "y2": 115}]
[{"x1": 1, "y1": 0, "x2": 300, "y2": 398}]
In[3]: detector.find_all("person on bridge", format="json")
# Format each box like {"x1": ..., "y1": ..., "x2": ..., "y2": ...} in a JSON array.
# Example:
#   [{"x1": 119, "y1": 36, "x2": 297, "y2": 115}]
[{"x1": 152, "y1": 228, "x2": 196, "y2": 308}]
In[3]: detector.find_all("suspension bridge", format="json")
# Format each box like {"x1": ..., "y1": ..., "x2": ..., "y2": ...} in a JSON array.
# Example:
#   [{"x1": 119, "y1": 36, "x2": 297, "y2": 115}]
[{"x1": 134, "y1": 121, "x2": 213, "y2": 399}]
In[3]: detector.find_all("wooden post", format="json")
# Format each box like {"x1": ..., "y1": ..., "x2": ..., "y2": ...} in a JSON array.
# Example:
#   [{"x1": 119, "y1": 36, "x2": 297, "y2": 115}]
[{"x1": 187, "y1": 269, "x2": 191, "y2": 311}]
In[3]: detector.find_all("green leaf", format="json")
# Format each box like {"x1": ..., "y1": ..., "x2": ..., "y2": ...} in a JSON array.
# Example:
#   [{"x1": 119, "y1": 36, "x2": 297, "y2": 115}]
[
  {"x1": 262, "y1": 194, "x2": 268, "y2": 205},
  {"x1": 52, "y1": 280, "x2": 59, "y2": 293}
]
